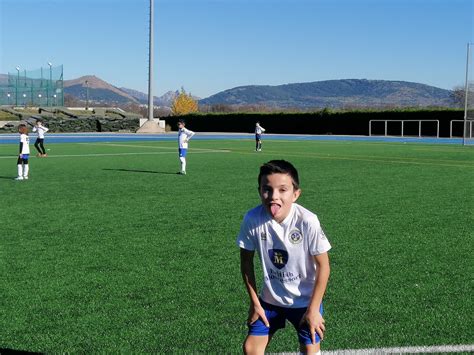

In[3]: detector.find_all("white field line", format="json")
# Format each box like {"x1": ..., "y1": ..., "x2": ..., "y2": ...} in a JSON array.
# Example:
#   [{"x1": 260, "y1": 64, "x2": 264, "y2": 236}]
[
  {"x1": 0, "y1": 150, "x2": 229, "y2": 159},
  {"x1": 322, "y1": 344, "x2": 474, "y2": 354},
  {"x1": 78, "y1": 142, "x2": 231, "y2": 152},
  {"x1": 276, "y1": 344, "x2": 474, "y2": 354},
  {"x1": 232, "y1": 150, "x2": 474, "y2": 169}
]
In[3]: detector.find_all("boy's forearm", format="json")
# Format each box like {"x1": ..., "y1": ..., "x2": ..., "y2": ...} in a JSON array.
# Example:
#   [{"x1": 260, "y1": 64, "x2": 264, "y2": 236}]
[
  {"x1": 240, "y1": 249, "x2": 261, "y2": 305},
  {"x1": 308, "y1": 254, "x2": 330, "y2": 312}
]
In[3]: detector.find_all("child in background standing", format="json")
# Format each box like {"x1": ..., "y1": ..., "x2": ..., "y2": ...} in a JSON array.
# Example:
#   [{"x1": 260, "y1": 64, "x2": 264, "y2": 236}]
[
  {"x1": 177, "y1": 119, "x2": 195, "y2": 175},
  {"x1": 32, "y1": 119, "x2": 49, "y2": 157},
  {"x1": 255, "y1": 122, "x2": 266, "y2": 151},
  {"x1": 15, "y1": 124, "x2": 30, "y2": 180}
]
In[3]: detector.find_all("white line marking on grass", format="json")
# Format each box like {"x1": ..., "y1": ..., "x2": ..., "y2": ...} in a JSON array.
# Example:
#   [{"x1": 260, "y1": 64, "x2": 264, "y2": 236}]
[
  {"x1": 233, "y1": 150, "x2": 474, "y2": 169},
  {"x1": 78, "y1": 142, "x2": 231, "y2": 153},
  {"x1": 0, "y1": 150, "x2": 229, "y2": 159},
  {"x1": 322, "y1": 344, "x2": 474, "y2": 354},
  {"x1": 275, "y1": 344, "x2": 474, "y2": 354}
]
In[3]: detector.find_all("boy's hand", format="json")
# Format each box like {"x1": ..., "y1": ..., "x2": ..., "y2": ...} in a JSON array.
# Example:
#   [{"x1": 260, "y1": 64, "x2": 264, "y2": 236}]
[
  {"x1": 300, "y1": 308, "x2": 325, "y2": 344},
  {"x1": 248, "y1": 304, "x2": 270, "y2": 328}
]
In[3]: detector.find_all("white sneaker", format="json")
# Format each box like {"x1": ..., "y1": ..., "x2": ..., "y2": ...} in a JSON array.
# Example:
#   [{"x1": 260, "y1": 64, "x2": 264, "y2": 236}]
[
  {"x1": 14, "y1": 176, "x2": 24, "y2": 180},
  {"x1": 23, "y1": 176, "x2": 29, "y2": 180},
  {"x1": 180, "y1": 171, "x2": 186, "y2": 175}
]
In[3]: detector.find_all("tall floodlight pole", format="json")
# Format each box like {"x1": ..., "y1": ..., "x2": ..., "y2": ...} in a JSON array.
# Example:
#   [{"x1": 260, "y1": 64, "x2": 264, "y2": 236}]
[
  {"x1": 15, "y1": 66, "x2": 20, "y2": 106},
  {"x1": 148, "y1": 0, "x2": 154, "y2": 121},
  {"x1": 85, "y1": 80, "x2": 89, "y2": 109},
  {"x1": 48, "y1": 62, "x2": 53, "y2": 106},
  {"x1": 463, "y1": 43, "x2": 472, "y2": 146},
  {"x1": 137, "y1": 0, "x2": 162, "y2": 133}
]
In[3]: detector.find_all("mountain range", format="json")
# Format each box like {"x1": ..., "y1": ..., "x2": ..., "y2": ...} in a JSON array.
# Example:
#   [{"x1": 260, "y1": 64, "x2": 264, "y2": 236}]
[
  {"x1": 1, "y1": 73, "x2": 456, "y2": 109},
  {"x1": 199, "y1": 79, "x2": 455, "y2": 108},
  {"x1": 63, "y1": 75, "x2": 180, "y2": 106}
]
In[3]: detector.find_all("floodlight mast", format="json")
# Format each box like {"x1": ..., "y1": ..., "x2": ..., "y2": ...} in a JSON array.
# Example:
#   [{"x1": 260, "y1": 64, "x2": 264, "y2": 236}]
[
  {"x1": 147, "y1": 0, "x2": 154, "y2": 121},
  {"x1": 48, "y1": 62, "x2": 53, "y2": 106},
  {"x1": 463, "y1": 43, "x2": 472, "y2": 146},
  {"x1": 15, "y1": 66, "x2": 20, "y2": 106}
]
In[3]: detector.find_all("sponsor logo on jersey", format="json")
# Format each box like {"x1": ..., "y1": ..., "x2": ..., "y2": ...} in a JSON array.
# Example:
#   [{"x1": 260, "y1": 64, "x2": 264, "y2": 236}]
[
  {"x1": 289, "y1": 229, "x2": 303, "y2": 244},
  {"x1": 268, "y1": 249, "x2": 288, "y2": 269},
  {"x1": 260, "y1": 232, "x2": 267, "y2": 241}
]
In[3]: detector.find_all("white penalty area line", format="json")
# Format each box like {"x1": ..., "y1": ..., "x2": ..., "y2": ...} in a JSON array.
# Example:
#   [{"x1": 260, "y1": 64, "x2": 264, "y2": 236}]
[
  {"x1": 0, "y1": 150, "x2": 229, "y2": 159},
  {"x1": 321, "y1": 344, "x2": 474, "y2": 354},
  {"x1": 78, "y1": 142, "x2": 231, "y2": 153}
]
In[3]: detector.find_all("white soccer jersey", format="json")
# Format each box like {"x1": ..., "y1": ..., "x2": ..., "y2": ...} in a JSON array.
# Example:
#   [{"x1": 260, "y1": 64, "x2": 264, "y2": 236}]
[
  {"x1": 178, "y1": 127, "x2": 195, "y2": 149},
  {"x1": 255, "y1": 124, "x2": 266, "y2": 135},
  {"x1": 237, "y1": 203, "x2": 331, "y2": 308},
  {"x1": 33, "y1": 125, "x2": 49, "y2": 139},
  {"x1": 19, "y1": 134, "x2": 30, "y2": 154}
]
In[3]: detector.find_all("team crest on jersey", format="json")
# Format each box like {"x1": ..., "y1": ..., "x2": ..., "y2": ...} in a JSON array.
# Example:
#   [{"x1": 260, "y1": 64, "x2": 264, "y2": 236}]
[
  {"x1": 289, "y1": 229, "x2": 303, "y2": 244},
  {"x1": 268, "y1": 249, "x2": 288, "y2": 269},
  {"x1": 260, "y1": 232, "x2": 267, "y2": 241}
]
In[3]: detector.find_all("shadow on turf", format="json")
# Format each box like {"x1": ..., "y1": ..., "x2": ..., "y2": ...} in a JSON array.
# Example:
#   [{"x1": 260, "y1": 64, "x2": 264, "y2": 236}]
[
  {"x1": 0, "y1": 176, "x2": 16, "y2": 180},
  {"x1": 103, "y1": 168, "x2": 179, "y2": 175}
]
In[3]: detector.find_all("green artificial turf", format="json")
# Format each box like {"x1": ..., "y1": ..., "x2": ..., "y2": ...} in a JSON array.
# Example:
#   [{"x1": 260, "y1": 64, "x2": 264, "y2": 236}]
[{"x1": 1, "y1": 139, "x2": 473, "y2": 352}]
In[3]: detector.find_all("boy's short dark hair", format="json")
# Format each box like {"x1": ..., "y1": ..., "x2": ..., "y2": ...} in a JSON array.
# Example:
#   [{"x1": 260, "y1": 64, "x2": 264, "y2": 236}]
[
  {"x1": 258, "y1": 160, "x2": 300, "y2": 190},
  {"x1": 18, "y1": 124, "x2": 28, "y2": 134},
  {"x1": 178, "y1": 119, "x2": 185, "y2": 125}
]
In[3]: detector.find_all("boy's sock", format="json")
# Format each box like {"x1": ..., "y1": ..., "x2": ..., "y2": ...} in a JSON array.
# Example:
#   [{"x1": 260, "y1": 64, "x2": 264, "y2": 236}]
[
  {"x1": 17, "y1": 164, "x2": 23, "y2": 177},
  {"x1": 23, "y1": 164, "x2": 29, "y2": 177},
  {"x1": 180, "y1": 157, "x2": 186, "y2": 172}
]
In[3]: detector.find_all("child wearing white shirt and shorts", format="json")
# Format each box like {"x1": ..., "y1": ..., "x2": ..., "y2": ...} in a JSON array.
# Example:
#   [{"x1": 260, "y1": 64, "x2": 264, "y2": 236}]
[
  {"x1": 177, "y1": 119, "x2": 195, "y2": 175},
  {"x1": 237, "y1": 160, "x2": 331, "y2": 355},
  {"x1": 15, "y1": 124, "x2": 31, "y2": 180}
]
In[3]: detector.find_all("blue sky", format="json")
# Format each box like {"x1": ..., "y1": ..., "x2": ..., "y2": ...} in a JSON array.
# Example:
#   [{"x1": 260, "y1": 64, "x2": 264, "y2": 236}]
[{"x1": 0, "y1": 0, "x2": 472, "y2": 98}]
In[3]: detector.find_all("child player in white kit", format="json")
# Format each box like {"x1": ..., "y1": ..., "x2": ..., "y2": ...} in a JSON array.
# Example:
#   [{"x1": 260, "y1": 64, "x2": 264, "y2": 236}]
[
  {"x1": 255, "y1": 122, "x2": 266, "y2": 151},
  {"x1": 32, "y1": 119, "x2": 49, "y2": 157},
  {"x1": 15, "y1": 124, "x2": 30, "y2": 180},
  {"x1": 237, "y1": 160, "x2": 331, "y2": 355},
  {"x1": 177, "y1": 119, "x2": 195, "y2": 175}
]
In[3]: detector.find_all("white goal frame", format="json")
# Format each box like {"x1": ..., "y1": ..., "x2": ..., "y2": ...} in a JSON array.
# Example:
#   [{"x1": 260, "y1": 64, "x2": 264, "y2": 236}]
[
  {"x1": 369, "y1": 120, "x2": 439, "y2": 138},
  {"x1": 450, "y1": 120, "x2": 474, "y2": 138}
]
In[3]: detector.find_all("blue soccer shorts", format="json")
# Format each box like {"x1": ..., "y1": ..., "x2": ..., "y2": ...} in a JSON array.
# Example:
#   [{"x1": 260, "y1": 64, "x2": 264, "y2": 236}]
[
  {"x1": 255, "y1": 134, "x2": 262, "y2": 141},
  {"x1": 248, "y1": 299, "x2": 324, "y2": 345},
  {"x1": 17, "y1": 154, "x2": 29, "y2": 164},
  {"x1": 178, "y1": 148, "x2": 187, "y2": 157}
]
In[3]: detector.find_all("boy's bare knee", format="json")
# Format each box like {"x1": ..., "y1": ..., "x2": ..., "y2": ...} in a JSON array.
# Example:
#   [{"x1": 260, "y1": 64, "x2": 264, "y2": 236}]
[{"x1": 243, "y1": 335, "x2": 267, "y2": 355}]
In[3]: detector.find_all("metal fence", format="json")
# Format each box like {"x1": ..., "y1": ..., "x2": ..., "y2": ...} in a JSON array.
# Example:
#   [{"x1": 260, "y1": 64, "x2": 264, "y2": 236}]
[
  {"x1": 369, "y1": 120, "x2": 440, "y2": 138},
  {"x1": 0, "y1": 65, "x2": 64, "y2": 106}
]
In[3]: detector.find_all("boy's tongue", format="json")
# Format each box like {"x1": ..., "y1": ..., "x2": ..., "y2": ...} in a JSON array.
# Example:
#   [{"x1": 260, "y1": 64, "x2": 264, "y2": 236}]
[{"x1": 270, "y1": 204, "x2": 281, "y2": 216}]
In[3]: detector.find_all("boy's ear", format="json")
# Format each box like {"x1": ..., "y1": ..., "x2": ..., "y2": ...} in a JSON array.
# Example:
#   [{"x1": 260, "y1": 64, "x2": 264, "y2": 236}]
[{"x1": 293, "y1": 188, "x2": 301, "y2": 202}]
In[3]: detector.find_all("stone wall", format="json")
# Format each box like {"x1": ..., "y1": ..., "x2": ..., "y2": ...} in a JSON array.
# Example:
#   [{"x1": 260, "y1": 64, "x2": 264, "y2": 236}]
[{"x1": 0, "y1": 115, "x2": 140, "y2": 133}]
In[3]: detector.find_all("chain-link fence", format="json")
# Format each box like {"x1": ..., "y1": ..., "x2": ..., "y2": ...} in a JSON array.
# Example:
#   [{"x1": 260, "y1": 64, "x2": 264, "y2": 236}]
[{"x1": 0, "y1": 65, "x2": 64, "y2": 107}]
